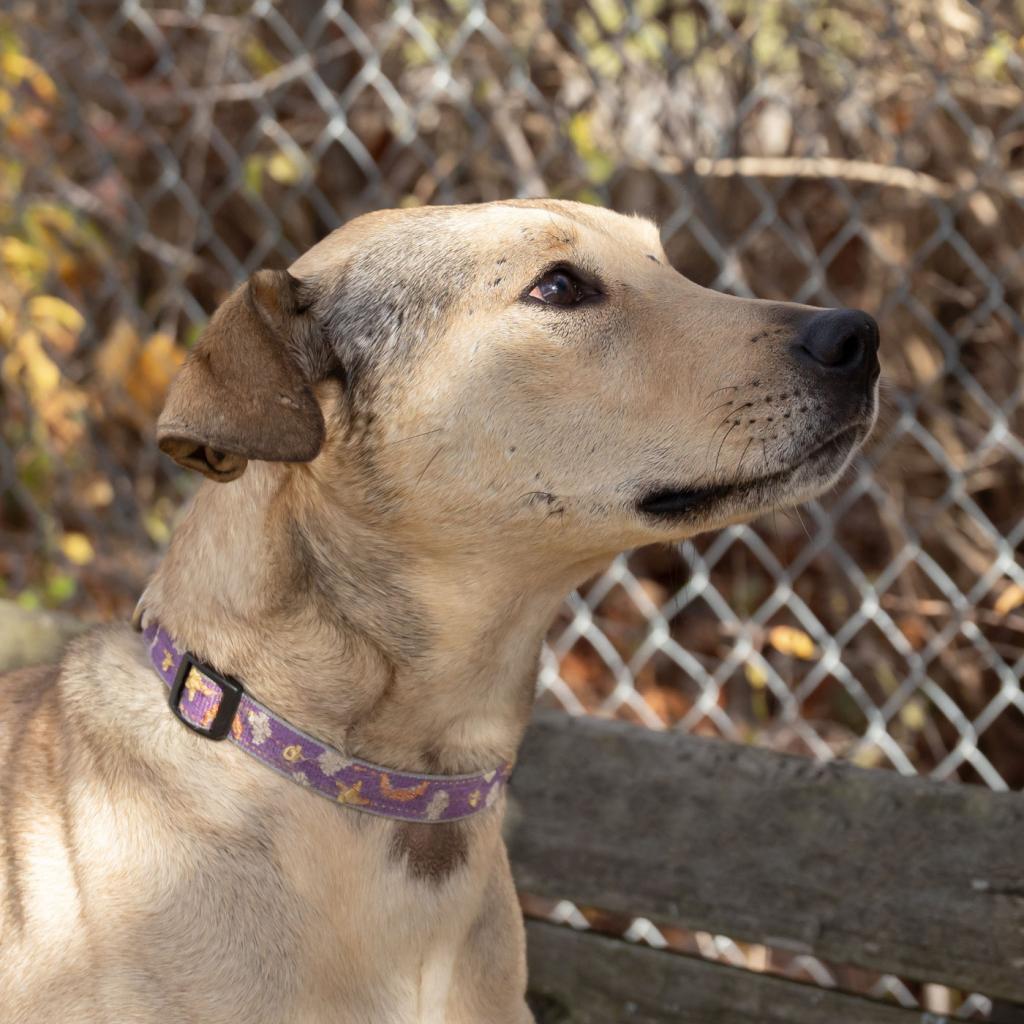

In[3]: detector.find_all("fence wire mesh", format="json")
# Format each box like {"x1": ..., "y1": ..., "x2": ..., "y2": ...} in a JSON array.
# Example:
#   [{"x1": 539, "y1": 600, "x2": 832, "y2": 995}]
[{"x1": 1, "y1": 0, "x2": 1022, "y2": 1014}]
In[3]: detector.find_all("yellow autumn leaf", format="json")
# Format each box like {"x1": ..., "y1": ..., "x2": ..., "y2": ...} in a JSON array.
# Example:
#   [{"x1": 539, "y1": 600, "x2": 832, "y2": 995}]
[
  {"x1": 29, "y1": 295, "x2": 84, "y2": 354},
  {"x1": 82, "y1": 478, "x2": 114, "y2": 508},
  {"x1": 95, "y1": 319, "x2": 140, "y2": 386},
  {"x1": 24, "y1": 200, "x2": 77, "y2": 241},
  {"x1": 126, "y1": 332, "x2": 183, "y2": 414},
  {"x1": 242, "y1": 37, "x2": 279, "y2": 77},
  {"x1": 144, "y1": 512, "x2": 171, "y2": 545},
  {"x1": 994, "y1": 583, "x2": 1024, "y2": 617},
  {"x1": 767, "y1": 624, "x2": 818, "y2": 660},
  {"x1": 60, "y1": 532, "x2": 95, "y2": 566},
  {"x1": 851, "y1": 744, "x2": 885, "y2": 769},
  {"x1": 29, "y1": 295, "x2": 84, "y2": 332},
  {"x1": 6, "y1": 330, "x2": 60, "y2": 398},
  {"x1": 0, "y1": 51, "x2": 57, "y2": 103},
  {"x1": 39, "y1": 387, "x2": 87, "y2": 446},
  {"x1": 898, "y1": 698, "x2": 926, "y2": 732},
  {"x1": 267, "y1": 149, "x2": 307, "y2": 185},
  {"x1": 0, "y1": 311, "x2": 13, "y2": 346},
  {"x1": 744, "y1": 660, "x2": 768, "y2": 689},
  {"x1": 1, "y1": 236, "x2": 48, "y2": 272}
]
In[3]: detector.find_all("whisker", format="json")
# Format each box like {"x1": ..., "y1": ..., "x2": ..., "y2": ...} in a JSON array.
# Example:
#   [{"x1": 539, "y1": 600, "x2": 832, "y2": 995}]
[
  {"x1": 701, "y1": 399, "x2": 739, "y2": 422},
  {"x1": 705, "y1": 402, "x2": 754, "y2": 461},
  {"x1": 383, "y1": 427, "x2": 445, "y2": 447},
  {"x1": 706, "y1": 412, "x2": 734, "y2": 461},
  {"x1": 703, "y1": 383, "x2": 742, "y2": 400},
  {"x1": 415, "y1": 444, "x2": 445, "y2": 487},
  {"x1": 736, "y1": 437, "x2": 755, "y2": 478},
  {"x1": 714, "y1": 403, "x2": 751, "y2": 435},
  {"x1": 714, "y1": 423, "x2": 739, "y2": 478},
  {"x1": 702, "y1": 377, "x2": 760, "y2": 405},
  {"x1": 793, "y1": 505, "x2": 812, "y2": 540}
]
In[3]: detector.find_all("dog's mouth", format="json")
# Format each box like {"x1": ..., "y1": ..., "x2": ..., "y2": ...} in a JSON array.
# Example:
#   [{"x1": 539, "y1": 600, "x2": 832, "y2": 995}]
[{"x1": 637, "y1": 423, "x2": 865, "y2": 523}]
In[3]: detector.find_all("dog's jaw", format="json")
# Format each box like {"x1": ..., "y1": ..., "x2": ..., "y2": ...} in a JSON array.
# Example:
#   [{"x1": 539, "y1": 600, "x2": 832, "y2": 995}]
[{"x1": 635, "y1": 417, "x2": 873, "y2": 530}]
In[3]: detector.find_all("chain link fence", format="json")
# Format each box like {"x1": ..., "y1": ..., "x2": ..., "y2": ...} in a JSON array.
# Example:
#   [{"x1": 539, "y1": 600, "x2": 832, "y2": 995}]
[{"x1": 2, "y1": 0, "x2": 1022, "y2": 1014}]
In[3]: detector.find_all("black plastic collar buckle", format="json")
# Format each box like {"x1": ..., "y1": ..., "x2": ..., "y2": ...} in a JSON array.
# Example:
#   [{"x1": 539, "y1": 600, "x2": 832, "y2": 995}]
[{"x1": 169, "y1": 652, "x2": 245, "y2": 741}]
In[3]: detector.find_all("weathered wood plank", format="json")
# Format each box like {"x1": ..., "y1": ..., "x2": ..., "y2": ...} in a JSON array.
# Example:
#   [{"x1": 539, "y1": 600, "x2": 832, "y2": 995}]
[
  {"x1": 525, "y1": 921, "x2": 931, "y2": 1024},
  {"x1": 992, "y1": 1002, "x2": 1024, "y2": 1024},
  {"x1": 509, "y1": 712, "x2": 1024, "y2": 1000}
]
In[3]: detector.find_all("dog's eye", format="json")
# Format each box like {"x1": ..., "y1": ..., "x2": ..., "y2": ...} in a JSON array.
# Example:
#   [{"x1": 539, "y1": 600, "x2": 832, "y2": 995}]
[{"x1": 528, "y1": 269, "x2": 594, "y2": 306}]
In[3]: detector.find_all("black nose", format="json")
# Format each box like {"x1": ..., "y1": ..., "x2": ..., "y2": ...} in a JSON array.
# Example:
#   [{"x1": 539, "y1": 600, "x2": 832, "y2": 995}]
[{"x1": 794, "y1": 308, "x2": 879, "y2": 376}]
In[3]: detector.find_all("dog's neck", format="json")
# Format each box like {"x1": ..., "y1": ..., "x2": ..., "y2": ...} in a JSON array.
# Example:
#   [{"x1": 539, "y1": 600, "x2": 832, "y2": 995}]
[{"x1": 142, "y1": 463, "x2": 597, "y2": 775}]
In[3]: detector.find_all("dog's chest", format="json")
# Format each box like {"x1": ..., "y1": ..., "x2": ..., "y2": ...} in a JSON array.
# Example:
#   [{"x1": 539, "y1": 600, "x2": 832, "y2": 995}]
[
  {"x1": 417, "y1": 944, "x2": 459, "y2": 1023},
  {"x1": 274, "y1": 812, "x2": 489, "y2": 1020}
]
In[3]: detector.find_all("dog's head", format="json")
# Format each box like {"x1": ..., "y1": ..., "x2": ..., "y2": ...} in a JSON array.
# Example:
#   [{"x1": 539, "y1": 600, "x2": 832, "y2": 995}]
[{"x1": 158, "y1": 200, "x2": 878, "y2": 567}]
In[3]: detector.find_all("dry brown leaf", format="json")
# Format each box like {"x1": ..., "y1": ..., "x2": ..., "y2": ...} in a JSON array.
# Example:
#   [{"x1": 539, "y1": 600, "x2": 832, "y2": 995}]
[
  {"x1": 995, "y1": 583, "x2": 1024, "y2": 617},
  {"x1": 896, "y1": 614, "x2": 928, "y2": 650}
]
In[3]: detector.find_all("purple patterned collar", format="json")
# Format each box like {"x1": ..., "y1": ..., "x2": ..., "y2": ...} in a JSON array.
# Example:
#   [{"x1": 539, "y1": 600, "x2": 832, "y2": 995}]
[{"x1": 143, "y1": 621, "x2": 511, "y2": 823}]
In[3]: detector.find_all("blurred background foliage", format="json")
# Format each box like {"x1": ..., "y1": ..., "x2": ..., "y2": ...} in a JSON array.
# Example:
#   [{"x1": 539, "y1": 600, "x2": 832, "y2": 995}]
[{"x1": 1, "y1": 0, "x2": 1023, "y2": 789}]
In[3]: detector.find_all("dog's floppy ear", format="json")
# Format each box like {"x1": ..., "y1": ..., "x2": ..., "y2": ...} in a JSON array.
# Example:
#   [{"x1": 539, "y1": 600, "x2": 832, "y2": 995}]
[{"x1": 157, "y1": 270, "x2": 326, "y2": 482}]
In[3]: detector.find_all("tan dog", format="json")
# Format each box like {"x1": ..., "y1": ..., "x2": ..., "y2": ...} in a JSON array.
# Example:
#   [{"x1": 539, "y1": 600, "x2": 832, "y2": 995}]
[{"x1": 0, "y1": 200, "x2": 878, "y2": 1023}]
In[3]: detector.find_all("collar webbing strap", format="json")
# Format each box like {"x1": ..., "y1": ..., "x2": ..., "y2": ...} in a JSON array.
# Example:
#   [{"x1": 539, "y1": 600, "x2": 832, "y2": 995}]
[{"x1": 143, "y1": 622, "x2": 511, "y2": 823}]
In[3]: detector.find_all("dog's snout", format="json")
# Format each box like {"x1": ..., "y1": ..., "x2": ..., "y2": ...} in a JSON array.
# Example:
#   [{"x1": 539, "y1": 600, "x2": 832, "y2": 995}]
[{"x1": 794, "y1": 308, "x2": 879, "y2": 378}]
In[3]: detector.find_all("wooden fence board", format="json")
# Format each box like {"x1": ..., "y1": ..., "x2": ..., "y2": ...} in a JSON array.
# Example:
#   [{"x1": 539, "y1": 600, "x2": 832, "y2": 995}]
[
  {"x1": 509, "y1": 712, "x2": 1024, "y2": 1000},
  {"x1": 526, "y1": 921, "x2": 935, "y2": 1024}
]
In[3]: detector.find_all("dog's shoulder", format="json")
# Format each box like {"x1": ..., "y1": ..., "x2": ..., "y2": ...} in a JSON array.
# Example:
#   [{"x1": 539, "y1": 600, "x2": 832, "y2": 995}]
[
  {"x1": 0, "y1": 659, "x2": 61, "y2": 711},
  {"x1": 0, "y1": 653, "x2": 65, "y2": 765},
  {"x1": 0, "y1": 623, "x2": 165, "y2": 794},
  {"x1": 57, "y1": 622, "x2": 155, "y2": 706}
]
